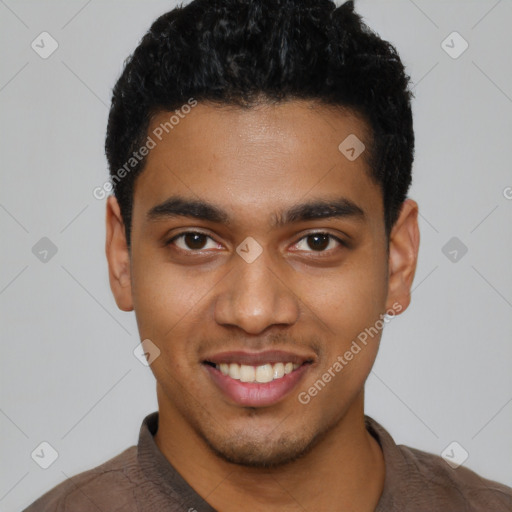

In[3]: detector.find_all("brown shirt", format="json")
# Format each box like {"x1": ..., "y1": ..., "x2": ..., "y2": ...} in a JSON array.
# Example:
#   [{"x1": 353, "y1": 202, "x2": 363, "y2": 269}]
[{"x1": 24, "y1": 412, "x2": 512, "y2": 511}]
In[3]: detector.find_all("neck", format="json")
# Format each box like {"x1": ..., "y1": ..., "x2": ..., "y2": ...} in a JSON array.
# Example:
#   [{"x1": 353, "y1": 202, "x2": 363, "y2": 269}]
[{"x1": 154, "y1": 389, "x2": 385, "y2": 512}]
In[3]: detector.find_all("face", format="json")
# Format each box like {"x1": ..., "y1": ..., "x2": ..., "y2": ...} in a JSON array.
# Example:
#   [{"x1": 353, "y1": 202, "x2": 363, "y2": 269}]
[{"x1": 106, "y1": 100, "x2": 419, "y2": 467}]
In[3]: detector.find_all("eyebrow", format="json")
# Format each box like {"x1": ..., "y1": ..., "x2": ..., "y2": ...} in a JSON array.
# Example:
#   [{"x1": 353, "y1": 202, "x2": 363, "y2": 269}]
[{"x1": 146, "y1": 195, "x2": 365, "y2": 227}]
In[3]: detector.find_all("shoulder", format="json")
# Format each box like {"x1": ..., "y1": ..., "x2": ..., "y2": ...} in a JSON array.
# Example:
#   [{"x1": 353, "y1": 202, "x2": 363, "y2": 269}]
[
  {"x1": 23, "y1": 446, "x2": 140, "y2": 512},
  {"x1": 398, "y1": 443, "x2": 512, "y2": 510},
  {"x1": 366, "y1": 416, "x2": 512, "y2": 511}
]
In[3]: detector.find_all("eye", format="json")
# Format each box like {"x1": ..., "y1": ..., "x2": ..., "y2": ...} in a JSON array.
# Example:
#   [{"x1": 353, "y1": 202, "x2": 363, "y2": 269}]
[
  {"x1": 293, "y1": 232, "x2": 346, "y2": 253},
  {"x1": 167, "y1": 231, "x2": 221, "y2": 252},
  {"x1": 166, "y1": 231, "x2": 346, "y2": 255}
]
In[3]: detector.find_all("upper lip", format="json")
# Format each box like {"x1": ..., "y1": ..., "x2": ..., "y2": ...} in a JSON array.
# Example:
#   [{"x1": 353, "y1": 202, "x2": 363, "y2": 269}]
[{"x1": 203, "y1": 350, "x2": 315, "y2": 366}]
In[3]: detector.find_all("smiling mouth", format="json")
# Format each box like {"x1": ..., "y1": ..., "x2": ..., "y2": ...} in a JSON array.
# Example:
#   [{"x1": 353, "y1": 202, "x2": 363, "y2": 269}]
[
  {"x1": 203, "y1": 361, "x2": 304, "y2": 383},
  {"x1": 202, "y1": 351, "x2": 315, "y2": 406}
]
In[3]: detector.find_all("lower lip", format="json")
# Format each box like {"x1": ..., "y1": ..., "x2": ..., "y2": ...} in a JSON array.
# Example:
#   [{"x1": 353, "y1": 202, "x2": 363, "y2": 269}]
[{"x1": 204, "y1": 363, "x2": 310, "y2": 407}]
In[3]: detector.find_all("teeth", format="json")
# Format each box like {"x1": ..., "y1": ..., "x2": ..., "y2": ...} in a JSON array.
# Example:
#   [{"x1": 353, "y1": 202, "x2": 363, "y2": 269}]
[
  {"x1": 229, "y1": 363, "x2": 240, "y2": 380},
  {"x1": 239, "y1": 365, "x2": 255, "y2": 382},
  {"x1": 273, "y1": 362, "x2": 285, "y2": 379},
  {"x1": 255, "y1": 364, "x2": 274, "y2": 383},
  {"x1": 215, "y1": 361, "x2": 302, "y2": 383}
]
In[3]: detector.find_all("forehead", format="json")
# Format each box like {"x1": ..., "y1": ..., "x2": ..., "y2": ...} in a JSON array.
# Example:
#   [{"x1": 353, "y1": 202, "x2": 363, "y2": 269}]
[
  {"x1": 133, "y1": 101, "x2": 383, "y2": 231},
  {"x1": 145, "y1": 100, "x2": 371, "y2": 168}
]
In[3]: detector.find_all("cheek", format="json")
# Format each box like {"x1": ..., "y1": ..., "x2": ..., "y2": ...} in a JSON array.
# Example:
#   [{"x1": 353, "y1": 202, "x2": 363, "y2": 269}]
[
  {"x1": 130, "y1": 248, "x2": 208, "y2": 341},
  {"x1": 318, "y1": 254, "x2": 388, "y2": 388},
  {"x1": 299, "y1": 255, "x2": 388, "y2": 341}
]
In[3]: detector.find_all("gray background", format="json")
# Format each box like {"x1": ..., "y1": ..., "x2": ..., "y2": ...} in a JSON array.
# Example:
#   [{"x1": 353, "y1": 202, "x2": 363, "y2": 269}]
[{"x1": 1, "y1": 0, "x2": 511, "y2": 509}]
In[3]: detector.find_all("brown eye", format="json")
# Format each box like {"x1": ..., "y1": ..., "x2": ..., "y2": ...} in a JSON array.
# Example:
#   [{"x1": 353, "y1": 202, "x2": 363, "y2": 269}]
[
  {"x1": 183, "y1": 233, "x2": 207, "y2": 250},
  {"x1": 306, "y1": 234, "x2": 330, "y2": 251},
  {"x1": 168, "y1": 232, "x2": 219, "y2": 252},
  {"x1": 293, "y1": 233, "x2": 345, "y2": 253}
]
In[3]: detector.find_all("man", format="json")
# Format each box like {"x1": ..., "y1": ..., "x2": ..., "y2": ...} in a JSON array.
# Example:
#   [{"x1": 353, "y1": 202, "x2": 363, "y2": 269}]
[{"x1": 25, "y1": 0, "x2": 512, "y2": 510}]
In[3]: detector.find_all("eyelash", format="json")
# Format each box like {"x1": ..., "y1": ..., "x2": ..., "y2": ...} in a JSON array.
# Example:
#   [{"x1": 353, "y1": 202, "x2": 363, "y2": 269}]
[{"x1": 166, "y1": 231, "x2": 347, "y2": 255}]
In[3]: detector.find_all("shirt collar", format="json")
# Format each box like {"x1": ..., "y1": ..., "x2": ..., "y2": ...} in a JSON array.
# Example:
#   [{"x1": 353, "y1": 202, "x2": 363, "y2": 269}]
[
  {"x1": 136, "y1": 411, "x2": 216, "y2": 511},
  {"x1": 364, "y1": 415, "x2": 412, "y2": 510}
]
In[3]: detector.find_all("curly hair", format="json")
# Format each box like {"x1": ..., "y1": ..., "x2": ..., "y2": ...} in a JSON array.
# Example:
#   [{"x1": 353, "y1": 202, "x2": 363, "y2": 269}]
[{"x1": 105, "y1": 0, "x2": 414, "y2": 247}]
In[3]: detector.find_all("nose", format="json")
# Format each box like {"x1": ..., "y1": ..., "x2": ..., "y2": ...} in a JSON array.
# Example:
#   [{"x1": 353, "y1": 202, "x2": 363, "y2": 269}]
[{"x1": 214, "y1": 248, "x2": 300, "y2": 335}]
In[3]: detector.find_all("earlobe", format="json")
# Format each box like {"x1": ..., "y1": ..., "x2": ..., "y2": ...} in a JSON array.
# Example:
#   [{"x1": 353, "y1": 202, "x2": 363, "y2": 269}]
[
  {"x1": 385, "y1": 199, "x2": 420, "y2": 314},
  {"x1": 105, "y1": 195, "x2": 134, "y2": 312}
]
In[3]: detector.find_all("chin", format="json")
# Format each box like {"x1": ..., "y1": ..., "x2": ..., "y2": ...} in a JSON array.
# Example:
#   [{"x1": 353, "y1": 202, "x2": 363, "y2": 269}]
[{"x1": 199, "y1": 424, "x2": 327, "y2": 469}]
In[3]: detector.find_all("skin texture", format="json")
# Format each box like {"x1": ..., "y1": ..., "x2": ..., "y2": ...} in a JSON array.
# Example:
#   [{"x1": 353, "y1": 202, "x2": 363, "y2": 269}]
[{"x1": 106, "y1": 101, "x2": 420, "y2": 511}]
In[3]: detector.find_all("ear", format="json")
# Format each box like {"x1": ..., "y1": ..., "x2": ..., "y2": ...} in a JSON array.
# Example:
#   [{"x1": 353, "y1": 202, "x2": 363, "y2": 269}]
[
  {"x1": 105, "y1": 195, "x2": 134, "y2": 312},
  {"x1": 385, "y1": 198, "x2": 420, "y2": 314}
]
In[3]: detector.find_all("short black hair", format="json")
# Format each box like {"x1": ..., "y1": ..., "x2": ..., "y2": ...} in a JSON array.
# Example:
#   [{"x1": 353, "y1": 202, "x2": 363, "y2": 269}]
[{"x1": 105, "y1": 0, "x2": 414, "y2": 247}]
